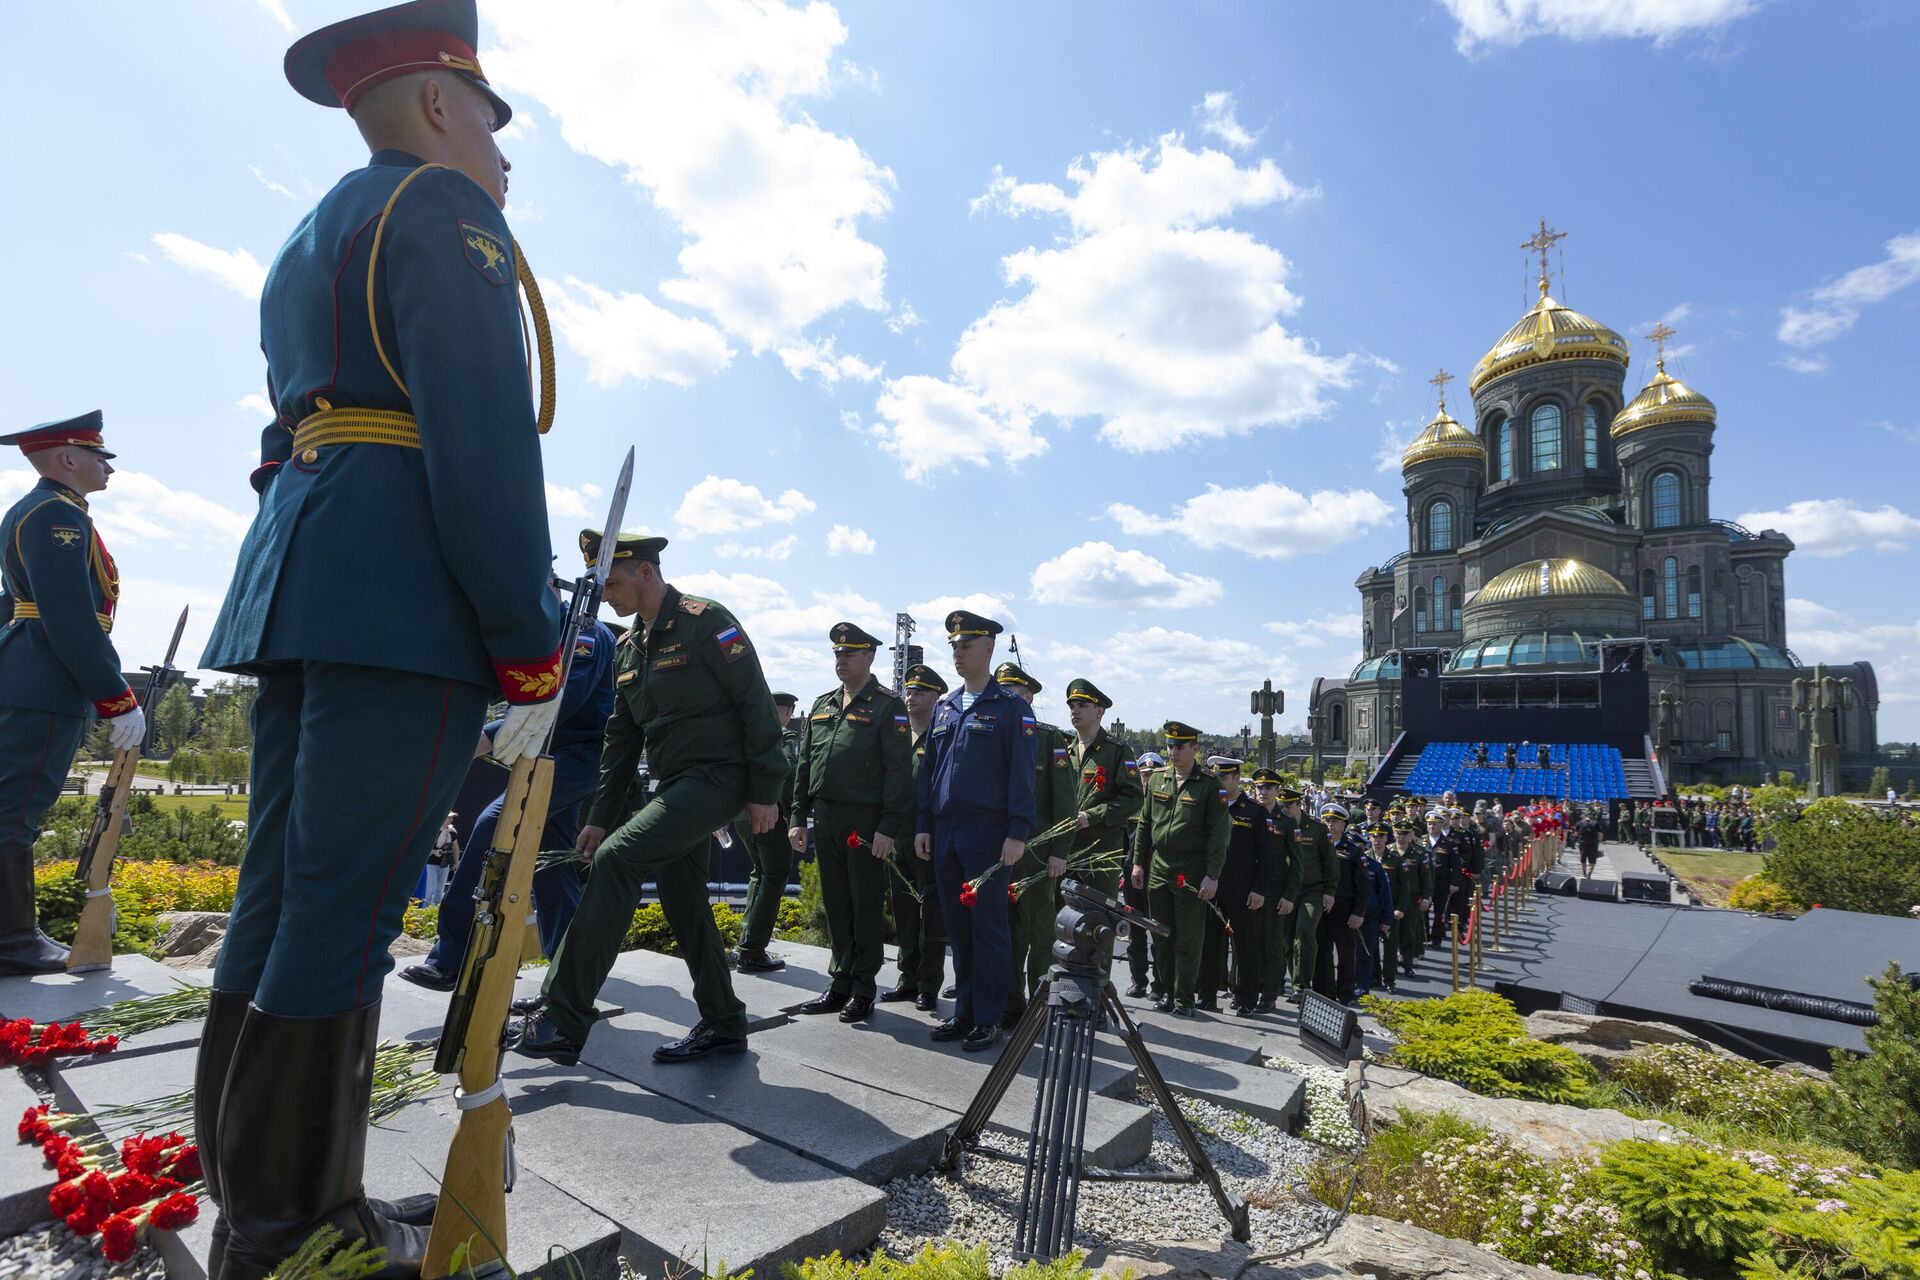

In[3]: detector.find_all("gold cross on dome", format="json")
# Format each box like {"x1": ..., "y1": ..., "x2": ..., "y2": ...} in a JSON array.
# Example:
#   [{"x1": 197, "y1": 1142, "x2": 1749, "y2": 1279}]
[
  {"x1": 1646, "y1": 321, "x2": 1678, "y2": 371},
  {"x1": 1520, "y1": 218, "x2": 1567, "y2": 295},
  {"x1": 1428, "y1": 368, "x2": 1454, "y2": 412}
]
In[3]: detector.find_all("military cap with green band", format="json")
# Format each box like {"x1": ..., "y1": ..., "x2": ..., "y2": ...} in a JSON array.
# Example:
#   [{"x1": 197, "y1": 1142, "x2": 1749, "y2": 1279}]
[
  {"x1": 1064, "y1": 677, "x2": 1111, "y2": 708},
  {"x1": 578, "y1": 528, "x2": 667, "y2": 568},
  {"x1": 993, "y1": 661, "x2": 1040, "y2": 694},
  {"x1": 829, "y1": 621, "x2": 882, "y2": 652},
  {"x1": 1162, "y1": 720, "x2": 1199, "y2": 743},
  {"x1": 944, "y1": 609, "x2": 1003, "y2": 639},
  {"x1": 902, "y1": 663, "x2": 948, "y2": 694}
]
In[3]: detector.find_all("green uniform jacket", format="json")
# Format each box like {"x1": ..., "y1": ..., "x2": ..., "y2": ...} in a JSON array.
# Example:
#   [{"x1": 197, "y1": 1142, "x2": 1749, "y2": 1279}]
[
  {"x1": 1136, "y1": 764, "x2": 1229, "y2": 887},
  {"x1": 790, "y1": 676, "x2": 915, "y2": 842},
  {"x1": 1385, "y1": 845, "x2": 1421, "y2": 914},
  {"x1": 1033, "y1": 722, "x2": 1079, "y2": 833},
  {"x1": 1067, "y1": 729, "x2": 1142, "y2": 859},
  {"x1": 1288, "y1": 814, "x2": 1338, "y2": 894},
  {"x1": 1264, "y1": 808, "x2": 1300, "y2": 902},
  {"x1": 0, "y1": 479, "x2": 132, "y2": 718},
  {"x1": 587, "y1": 586, "x2": 787, "y2": 829}
]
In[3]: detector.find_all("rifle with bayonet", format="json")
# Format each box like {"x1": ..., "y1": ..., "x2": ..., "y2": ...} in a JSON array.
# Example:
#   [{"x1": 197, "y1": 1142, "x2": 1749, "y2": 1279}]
[
  {"x1": 423, "y1": 448, "x2": 633, "y2": 1279},
  {"x1": 68, "y1": 606, "x2": 189, "y2": 973}
]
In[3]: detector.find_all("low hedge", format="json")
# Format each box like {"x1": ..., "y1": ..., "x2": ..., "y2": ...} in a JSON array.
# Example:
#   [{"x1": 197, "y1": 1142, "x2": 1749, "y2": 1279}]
[{"x1": 1363, "y1": 990, "x2": 1598, "y2": 1105}]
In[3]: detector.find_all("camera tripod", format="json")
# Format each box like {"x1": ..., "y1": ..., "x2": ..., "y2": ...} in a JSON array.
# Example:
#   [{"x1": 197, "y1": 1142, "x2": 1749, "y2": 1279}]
[{"x1": 941, "y1": 881, "x2": 1251, "y2": 1261}]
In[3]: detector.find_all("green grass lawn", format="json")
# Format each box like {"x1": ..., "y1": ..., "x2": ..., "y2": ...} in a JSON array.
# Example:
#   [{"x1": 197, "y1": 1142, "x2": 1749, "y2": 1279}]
[
  {"x1": 1659, "y1": 848, "x2": 1766, "y2": 906},
  {"x1": 135, "y1": 793, "x2": 246, "y2": 819}
]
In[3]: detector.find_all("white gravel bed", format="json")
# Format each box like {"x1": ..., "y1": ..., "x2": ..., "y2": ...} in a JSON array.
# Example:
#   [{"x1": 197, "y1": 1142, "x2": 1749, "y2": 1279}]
[
  {"x1": 879, "y1": 1090, "x2": 1337, "y2": 1270},
  {"x1": 0, "y1": 1221, "x2": 166, "y2": 1280}
]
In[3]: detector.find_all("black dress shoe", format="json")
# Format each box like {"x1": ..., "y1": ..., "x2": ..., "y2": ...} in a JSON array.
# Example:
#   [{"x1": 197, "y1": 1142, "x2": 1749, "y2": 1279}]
[
  {"x1": 653, "y1": 1024, "x2": 746, "y2": 1063},
  {"x1": 510, "y1": 1012, "x2": 582, "y2": 1066},
  {"x1": 930, "y1": 1017, "x2": 971, "y2": 1042},
  {"x1": 509, "y1": 994, "x2": 545, "y2": 1016},
  {"x1": 1172, "y1": 1003, "x2": 1195, "y2": 1018},
  {"x1": 1196, "y1": 998, "x2": 1221, "y2": 1013},
  {"x1": 877, "y1": 985, "x2": 917, "y2": 1003},
  {"x1": 1253, "y1": 997, "x2": 1276, "y2": 1014},
  {"x1": 398, "y1": 961, "x2": 457, "y2": 991},
  {"x1": 1230, "y1": 1002, "x2": 1253, "y2": 1017},
  {"x1": 942, "y1": 984, "x2": 958, "y2": 998},
  {"x1": 735, "y1": 949, "x2": 786, "y2": 973},
  {"x1": 962, "y1": 1025, "x2": 1002, "y2": 1052},
  {"x1": 1153, "y1": 994, "x2": 1174, "y2": 1013},
  {"x1": 798, "y1": 990, "x2": 850, "y2": 1015},
  {"x1": 837, "y1": 996, "x2": 874, "y2": 1024},
  {"x1": 0, "y1": 928, "x2": 68, "y2": 976},
  {"x1": 1124, "y1": 982, "x2": 1148, "y2": 998},
  {"x1": 1287, "y1": 991, "x2": 1304, "y2": 1005},
  {"x1": 914, "y1": 992, "x2": 938, "y2": 1012}
]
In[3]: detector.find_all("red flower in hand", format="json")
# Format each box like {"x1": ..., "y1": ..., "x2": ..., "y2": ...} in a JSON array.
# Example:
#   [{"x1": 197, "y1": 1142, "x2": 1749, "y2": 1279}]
[
  {"x1": 959, "y1": 884, "x2": 978, "y2": 908},
  {"x1": 845, "y1": 831, "x2": 864, "y2": 850},
  {"x1": 1008, "y1": 885, "x2": 1020, "y2": 904},
  {"x1": 1176, "y1": 873, "x2": 1187, "y2": 888},
  {"x1": 99, "y1": 1212, "x2": 138, "y2": 1263}
]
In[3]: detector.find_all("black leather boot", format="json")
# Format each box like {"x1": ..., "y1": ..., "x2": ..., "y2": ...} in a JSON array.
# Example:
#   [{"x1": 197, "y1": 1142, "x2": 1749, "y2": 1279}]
[
  {"x1": 216, "y1": 1001, "x2": 431, "y2": 1280},
  {"x1": 194, "y1": 990, "x2": 249, "y2": 1280},
  {"x1": 0, "y1": 841, "x2": 67, "y2": 976}
]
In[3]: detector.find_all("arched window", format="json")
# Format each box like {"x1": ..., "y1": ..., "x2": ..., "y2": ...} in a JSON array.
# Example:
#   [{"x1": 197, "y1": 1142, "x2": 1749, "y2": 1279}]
[
  {"x1": 1494, "y1": 418, "x2": 1513, "y2": 481},
  {"x1": 1583, "y1": 403, "x2": 1601, "y2": 468},
  {"x1": 1432, "y1": 576, "x2": 1446, "y2": 630},
  {"x1": 1427, "y1": 499, "x2": 1454, "y2": 552},
  {"x1": 1414, "y1": 586, "x2": 1428, "y2": 633},
  {"x1": 1449, "y1": 583, "x2": 1463, "y2": 631},
  {"x1": 1641, "y1": 568, "x2": 1657, "y2": 621},
  {"x1": 1531, "y1": 403, "x2": 1562, "y2": 471},
  {"x1": 1330, "y1": 702, "x2": 1346, "y2": 744},
  {"x1": 1663, "y1": 557, "x2": 1679, "y2": 619},
  {"x1": 1687, "y1": 565, "x2": 1703, "y2": 619},
  {"x1": 1651, "y1": 471, "x2": 1683, "y2": 528}
]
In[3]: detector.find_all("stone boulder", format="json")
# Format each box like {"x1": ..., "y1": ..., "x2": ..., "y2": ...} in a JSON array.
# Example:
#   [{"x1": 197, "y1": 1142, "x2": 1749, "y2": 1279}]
[
  {"x1": 1247, "y1": 1214, "x2": 1598, "y2": 1280},
  {"x1": 1355, "y1": 1062, "x2": 1674, "y2": 1162},
  {"x1": 154, "y1": 910, "x2": 228, "y2": 959},
  {"x1": 1522, "y1": 1009, "x2": 1719, "y2": 1071}
]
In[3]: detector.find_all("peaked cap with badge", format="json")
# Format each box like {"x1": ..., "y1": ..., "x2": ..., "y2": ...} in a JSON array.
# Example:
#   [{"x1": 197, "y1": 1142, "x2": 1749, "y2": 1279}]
[
  {"x1": 902, "y1": 664, "x2": 948, "y2": 694},
  {"x1": 284, "y1": 0, "x2": 513, "y2": 127},
  {"x1": 944, "y1": 609, "x2": 1003, "y2": 639},
  {"x1": 1063, "y1": 677, "x2": 1111, "y2": 708},
  {"x1": 580, "y1": 529, "x2": 667, "y2": 569},
  {"x1": 1163, "y1": 720, "x2": 1200, "y2": 744},
  {"x1": 830, "y1": 621, "x2": 882, "y2": 652},
  {"x1": 993, "y1": 662, "x2": 1040, "y2": 694},
  {"x1": 0, "y1": 410, "x2": 116, "y2": 459}
]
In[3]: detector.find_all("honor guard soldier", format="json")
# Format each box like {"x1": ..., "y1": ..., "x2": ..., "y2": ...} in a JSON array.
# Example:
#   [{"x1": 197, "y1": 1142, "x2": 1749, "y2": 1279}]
[
  {"x1": 994, "y1": 661, "x2": 1076, "y2": 1024},
  {"x1": 882, "y1": 664, "x2": 949, "y2": 1011},
  {"x1": 915, "y1": 610, "x2": 1037, "y2": 1053},
  {"x1": 790, "y1": 622, "x2": 915, "y2": 1025},
  {"x1": 1197, "y1": 758, "x2": 1277, "y2": 1016},
  {"x1": 1131, "y1": 722, "x2": 1228, "y2": 1017},
  {"x1": 732, "y1": 690, "x2": 801, "y2": 972},
  {"x1": 192, "y1": 3, "x2": 566, "y2": 1272},
  {"x1": 0, "y1": 414, "x2": 143, "y2": 976},
  {"x1": 1120, "y1": 751, "x2": 1164, "y2": 997},
  {"x1": 1061, "y1": 678, "x2": 1142, "y2": 899},
  {"x1": 515, "y1": 535, "x2": 787, "y2": 1066},
  {"x1": 1315, "y1": 804, "x2": 1366, "y2": 1005}
]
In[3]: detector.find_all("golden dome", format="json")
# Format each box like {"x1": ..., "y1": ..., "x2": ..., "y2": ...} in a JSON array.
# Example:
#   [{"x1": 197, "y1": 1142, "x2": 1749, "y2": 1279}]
[
  {"x1": 1611, "y1": 363, "x2": 1715, "y2": 438},
  {"x1": 1473, "y1": 558, "x2": 1631, "y2": 606},
  {"x1": 1469, "y1": 288, "x2": 1631, "y2": 394},
  {"x1": 1401, "y1": 406, "x2": 1484, "y2": 469}
]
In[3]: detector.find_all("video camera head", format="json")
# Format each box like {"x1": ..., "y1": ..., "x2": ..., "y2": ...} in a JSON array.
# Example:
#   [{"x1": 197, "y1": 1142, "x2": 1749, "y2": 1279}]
[{"x1": 1052, "y1": 879, "x2": 1166, "y2": 973}]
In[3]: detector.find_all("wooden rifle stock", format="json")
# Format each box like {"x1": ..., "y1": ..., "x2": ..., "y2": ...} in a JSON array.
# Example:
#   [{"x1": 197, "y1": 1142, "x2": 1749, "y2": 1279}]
[
  {"x1": 422, "y1": 752, "x2": 553, "y2": 1278},
  {"x1": 66, "y1": 748, "x2": 139, "y2": 972}
]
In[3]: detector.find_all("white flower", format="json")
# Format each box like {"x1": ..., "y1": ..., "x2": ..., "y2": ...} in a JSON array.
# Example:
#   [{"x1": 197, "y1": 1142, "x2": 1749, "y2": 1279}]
[{"x1": 1814, "y1": 1198, "x2": 1848, "y2": 1213}]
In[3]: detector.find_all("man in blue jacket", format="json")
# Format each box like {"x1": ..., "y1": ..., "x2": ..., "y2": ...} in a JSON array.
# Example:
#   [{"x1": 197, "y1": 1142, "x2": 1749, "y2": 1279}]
[
  {"x1": 192, "y1": 3, "x2": 562, "y2": 1275},
  {"x1": 914, "y1": 610, "x2": 1036, "y2": 1053}
]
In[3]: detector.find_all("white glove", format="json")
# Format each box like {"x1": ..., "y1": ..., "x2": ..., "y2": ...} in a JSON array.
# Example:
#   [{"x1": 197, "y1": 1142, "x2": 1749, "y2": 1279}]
[
  {"x1": 108, "y1": 705, "x2": 147, "y2": 753},
  {"x1": 492, "y1": 699, "x2": 560, "y2": 763}
]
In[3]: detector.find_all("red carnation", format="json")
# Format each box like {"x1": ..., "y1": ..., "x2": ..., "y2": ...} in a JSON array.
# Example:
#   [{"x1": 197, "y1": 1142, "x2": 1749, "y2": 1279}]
[
  {"x1": 845, "y1": 831, "x2": 862, "y2": 850},
  {"x1": 19, "y1": 1103, "x2": 49, "y2": 1142},
  {"x1": 49, "y1": 1178, "x2": 86, "y2": 1217},
  {"x1": 66, "y1": 1203, "x2": 107, "y2": 1237},
  {"x1": 81, "y1": 1169, "x2": 115, "y2": 1207},
  {"x1": 111, "y1": 1172, "x2": 156, "y2": 1213},
  {"x1": 959, "y1": 884, "x2": 978, "y2": 908},
  {"x1": 1008, "y1": 885, "x2": 1020, "y2": 904},
  {"x1": 1176, "y1": 874, "x2": 1187, "y2": 888},
  {"x1": 148, "y1": 1191, "x2": 200, "y2": 1231},
  {"x1": 40, "y1": 1133, "x2": 74, "y2": 1168},
  {"x1": 121, "y1": 1136, "x2": 163, "y2": 1175},
  {"x1": 57, "y1": 1149, "x2": 90, "y2": 1181},
  {"x1": 100, "y1": 1212, "x2": 139, "y2": 1263},
  {"x1": 165, "y1": 1145, "x2": 201, "y2": 1182}
]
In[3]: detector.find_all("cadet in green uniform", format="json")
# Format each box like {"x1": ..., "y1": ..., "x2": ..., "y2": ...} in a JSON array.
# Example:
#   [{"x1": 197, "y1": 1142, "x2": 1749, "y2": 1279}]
[
  {"x1": 1133, "y1": 721, "x2": 1228, "y2": 1016},
  {"x1": 517, "y1": 534, "x2": 789, "y2": 1065},
  {"x1": 1283, "y1": 787, "x2": 1337, "y2": 1004},
  {"x1": 731, "y1": 691, "x2": 799, "y2": 972},
  {"x1": 1248, "y1": 769, "x2": 1297, "y2": 1013},
  {"x1": 996, "y1": 662, "x2": 1077, "y2": 1022},
  {"x1": 882, "y1": 664, "x2": 948, "y2": 1011},
  {"x1": 791, "y1": 623, "x2": 915, "y2": 1024},
  {"x1": 0, "y1": 414, "x2": 143, "y2": 976},
  {"x1": 1062, "y1": 678, "x2": 1142, "y2": 898}
]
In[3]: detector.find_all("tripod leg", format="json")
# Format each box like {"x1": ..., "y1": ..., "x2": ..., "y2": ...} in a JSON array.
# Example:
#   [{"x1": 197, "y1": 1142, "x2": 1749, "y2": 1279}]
[
  {"x1": 1015, "y1": 1002, "x2": 1062, "y2": 1244},
  {"x1": 1103, "y1": 984, "x2": 1251, "y2": 1243},
  {"x1": 942, "y1": 979, "x2": 1051, "y2": 1170}
]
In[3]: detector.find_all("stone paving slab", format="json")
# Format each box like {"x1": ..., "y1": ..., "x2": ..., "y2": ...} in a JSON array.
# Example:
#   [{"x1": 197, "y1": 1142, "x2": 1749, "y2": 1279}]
[
  {"x1": 1085, "y1": 1034, "x2": 1305, "y2": 1127},
  {"x1": 0, "y1": 1069, "x2": 54, "y2": 1234},
  {"x1": 0, "y1": 954, "x2": 205, "y2": 1026}
]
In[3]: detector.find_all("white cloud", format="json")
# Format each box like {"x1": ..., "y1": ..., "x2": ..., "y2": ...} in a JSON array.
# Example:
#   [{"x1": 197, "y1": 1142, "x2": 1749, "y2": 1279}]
[
  {"x1": 1110, "y1": 482, "x2": 1395, "y2": 559},
  {"x1": 249, "y1": 0, "x2": 294, "y2": 32},
  {"x1": 1787, "y1": 598, "x2": 1920, "y2": 723},
  {"x1": 868, "y1": 376, "x2": 1045, "y2": 481},
  {"x1": 544, "y1": 481, "x2": 604, "y2": 520},
  {"x1": 1263, "y1": 614, "x2": 1362, "y2": 649},
  {"x1": 715, "y1": 535, "x2": 798, "y2": 561},
  {"x1": 151, "y1": 233, "x2": 267, "y2": 299},
  {"x1": 885, "y1": 302, "x2": 921, "y2": 334},
  {"x1": 247, "y1": 164, "x2": 294, "y2": 200},
  {"x1": 905, "y1": 593, "x2": 1018, "y2": 635},
  {"x1": 1780, "y1": 354, "x2": 1831, "y2": 375},
  {"x1": 777, "y1": 336, "x2": 881, "y2": 385},
  {"x1": 673, "y1": 475, "x2": 815, "y2": 538},
  {"x1": 1439, "y1": 0, "x2": 1761, "y2": 50},
  {"x1": 1778, "y1": 230, "x2": 1920, "y2": 349},
  {"x1": 1029, "y1": 542, "x2": 1223, "y2": 610},
  {"x1": 826, "y1": 524, "x2": 875, "y2": 556},
  {"x1": 667, "y1": 571, "x2": 887, "y2": 693},
  {"x1": 1195, "y1": 91, "x2": 1258, "y2": 151},
  {"x1": 489, "y1": 0, "x2": 894, "y2": 353},
  {"x1": 669, "y1": 570, "x2": 794, "y2": 616},
  {"x1": 544, "y1": 276, "x2": 734, "y2": 389},
  {"x1": 235, "y1": 393, "x2": 273, "y2": 419},
  {"x1": 1733, "y1": 498, "x2": 1920, "y2": 557},
  {"x1": 1042, "y1": 627, "x2": 1288, "y2": 729},
  {"x1": 1373, "y1": 418, "x2": 1423, "y2": 473},
  {"x1": 0, "y1": 468, "x2": 253, "y2": 550}
]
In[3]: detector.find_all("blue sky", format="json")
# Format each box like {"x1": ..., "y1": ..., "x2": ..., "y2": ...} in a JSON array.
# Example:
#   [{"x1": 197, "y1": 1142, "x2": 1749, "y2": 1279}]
[{"x1": 4, "y1": 0, "x2": 1918, "y2": 739}]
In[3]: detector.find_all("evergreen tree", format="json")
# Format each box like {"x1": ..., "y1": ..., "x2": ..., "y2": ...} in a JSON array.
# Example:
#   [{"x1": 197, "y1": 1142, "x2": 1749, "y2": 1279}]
[{"x1": 153, "y1": 682, "x2": 195, "y2": 755}]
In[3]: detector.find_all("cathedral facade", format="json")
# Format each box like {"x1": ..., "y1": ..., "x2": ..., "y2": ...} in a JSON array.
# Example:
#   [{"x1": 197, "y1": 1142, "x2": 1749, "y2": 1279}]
[{"x1": 1311, "y1": 234, "x2": 1879, "y2": 785}]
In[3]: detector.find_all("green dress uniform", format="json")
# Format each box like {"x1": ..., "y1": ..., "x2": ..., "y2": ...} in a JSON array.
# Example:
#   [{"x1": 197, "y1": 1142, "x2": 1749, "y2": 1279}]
[
  {"x1": 1256, "y1": 785, "x2": 1300, "y2": 1005},
  {"x1": 1286, "y1": 805, "x2": 1337, "y2": 998},
  {"x1": 733, "y1": 698, "x2": 799, "y2": 958},
  {"x1": 1137, "y1": 725, "x2": 1229, "y2": 1012},
  {"x1": 995, "y1": 664, "x2": 1076, "y2": 1008},
  {"x1": 0, "y1": 420, "x2": 138, "y2": 976},
  {"x1": 791, "y1": 643, "x2": 915, "y2": 1005},
  {"x1": 1064, "y1": 709, "x2": 1143, "y2": 897},
  {"x1": 888, "y1": 665, "x2": 949, "y2": 1002}
]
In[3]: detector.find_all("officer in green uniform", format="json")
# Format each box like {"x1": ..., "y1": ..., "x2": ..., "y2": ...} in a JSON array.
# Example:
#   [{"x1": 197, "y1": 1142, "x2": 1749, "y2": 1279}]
[
  {"x1": 195, "y1": 5, "x2": 565, "y2": 1272},
  {"x1": 881, "y1": 664, "x2": 948, "y2": 1011},
  {"x1": 1248, "y1": 768, "x2": 1297, "y2": 1013},
  {"x1": 1283, "y1": 786, "x2": 1336, "y2": 1004},
  {"x1": 516, "y1": 534, "x2": 789, "y2": 1064},
  {"x1": 1061, "y1": 678, "x2": 1142, "y2": 898},
  {"x1": 0, "y1": 414, "x2": 143, "y2": 976},
  {"x1": 1132, "y1": 721, "x2": 1228, "y2": 1016},
  {"x1": 731, "y1": 690, "x2": 799, "y2": 972},
  {"x1": 791, "y1": 623, "x2": 915, "y2": 1025},
  {"x1": 996, "y1": 662, "x2": 1076, "y2": 1022}
]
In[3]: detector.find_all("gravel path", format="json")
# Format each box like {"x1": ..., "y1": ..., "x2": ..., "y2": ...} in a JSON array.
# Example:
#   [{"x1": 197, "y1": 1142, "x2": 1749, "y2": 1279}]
[
  {"x1": 880, "y1": 1089, "x2": 1338, "y2": 1271},
  {"x1": 0, "y1": 1221, "x2": 165, "y2": 1280}
]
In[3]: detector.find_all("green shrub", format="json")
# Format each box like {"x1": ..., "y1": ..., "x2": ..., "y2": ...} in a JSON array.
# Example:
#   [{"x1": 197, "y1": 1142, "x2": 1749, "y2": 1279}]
[
  {"x1": 622, "y1": 902, "x2": 745, "y2": 956},
  {"x1": 1763, "y1": 799, "x2": 1920, "y2": 917},
  {"x1": 1363, "y1": 990, "x2": 1598, "y2": 1104},
  {"x1": 1609, "y1": 1043, "x2": 1827, "y2": 1137},
  {"x1": 34, "y1": 871, "x2": 162, "y2": 957},
  {"x1": 402, "y1": 902, "x2": 439, "y2": 940},
  {"x1": 787, "y1": 1242, "x2": 1105, "y2": 1280},
  {"x1": 1741, "y1": 1165, "x2": 1920, "y2": 1279},
  {"x1": 1816, "y1": 963, "x2": 1920, "y2": 1171},
  {"x1": 1596, "y1": 1140, "x2": 1787, "y2": 1271},
  {"x1": 1729, "y1": 874, "x2": 1804, "y2": 914},
  {"x1": 779, "y1": 858, "x2": 830, "y2": 946}
]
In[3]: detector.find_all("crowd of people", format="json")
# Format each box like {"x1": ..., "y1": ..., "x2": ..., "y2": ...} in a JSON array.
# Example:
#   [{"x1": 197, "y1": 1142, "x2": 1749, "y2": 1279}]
[{"x1": 1616, "y1": 796, "x2": 1762, "y2": 850}]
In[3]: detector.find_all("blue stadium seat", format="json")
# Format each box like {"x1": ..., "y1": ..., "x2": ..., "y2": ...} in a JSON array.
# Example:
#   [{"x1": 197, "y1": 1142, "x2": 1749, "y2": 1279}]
[{"x1": 1404, "y1": 741, "x2": 1627, "y2": 800}]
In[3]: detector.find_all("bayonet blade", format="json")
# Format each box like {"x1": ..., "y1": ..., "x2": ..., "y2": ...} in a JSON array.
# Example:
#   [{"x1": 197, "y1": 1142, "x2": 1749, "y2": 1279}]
[
  {"x1": 160, "y1": 605, "x2": 188, "y2": 672},
  {"x1": 590, "y1": 448, "x2": 635, "y2": 602}
]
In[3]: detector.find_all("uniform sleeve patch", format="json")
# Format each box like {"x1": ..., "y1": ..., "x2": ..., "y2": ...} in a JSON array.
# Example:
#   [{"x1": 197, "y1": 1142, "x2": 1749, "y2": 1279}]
[
  {"x1": 459, "y1": 219, "x2": 513, "y2": 285},
  {"x1": 50, "y1": 525, "x2": 83, "y2": 548},
  {"x1": 894, "y1": 714, "x2": 909, "y2": 734},
  {"x1": 714, "y1": 624, "x2": 750, "y2": 662},
  {"x1": 616, "y1": 670, "x2": 637, "y2": 686}
]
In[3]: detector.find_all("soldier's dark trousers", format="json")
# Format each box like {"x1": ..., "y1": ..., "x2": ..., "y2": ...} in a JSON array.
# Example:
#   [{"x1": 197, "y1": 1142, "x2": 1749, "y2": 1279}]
[
  {"x1": 891, "y1": 847, "x2": 945, "y2": 996},
  {"x1": 735, "y1": 818, "x2": 793, "y2": 953},
  {"x1": 0, "y1": 707, "x2": 84, "y2": 969},
  {"x1": 1199, "y1": 893, "x2": 1263, "y2": 1006},
  {"x1": 1009, "y1": 871, "x2": 1061, "y2": 999},
  {"x1": 1356, "y1": 916, "x2": 1380, "y2": 995},
  {"x1": 1289, "y1": 896, "x2": 1325, "y2": 995},
  {"x1": 1197, "y1": 908, "x2": 1229, "y2": 1000},
  {"x1": 543, "y1": 765, "x2": 749, "y2": 1043},
  {"x1": 216, "y1": 663, "x2": 488, "y2": 1015},
  {"x1": 1428, "y1": 879, "x2": 1454, "y2": 941},
  {"x1": 813, "y1": 800, "x2": 888, "y2": 1000},
  {"x1": 1261, "y1": 901, "x2": 1292, "y2": 999},
  {"x1": 1145, "y1": 883, "x2": 1205, "y2": 1007},
  {"x1": 933, "y1": 820, "x2": 1012, "y2": 1029},
  {"x1": 1121, "y1": 873, "x2": 1151, "y2": 986},
  {"x1": 426, "y1": 752, "x2": 596, "y2": 972},
  {"x1": 1317, "y1": 916, "x2": 1357, "y2": 1003}
]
